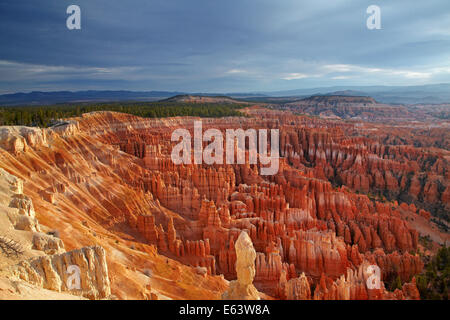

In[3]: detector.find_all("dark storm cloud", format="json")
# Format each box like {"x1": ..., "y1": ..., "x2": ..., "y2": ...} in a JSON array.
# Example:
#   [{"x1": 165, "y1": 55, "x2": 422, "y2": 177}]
[{"x1": 0, "y1": 0, "x2": 449, "y2": 93}]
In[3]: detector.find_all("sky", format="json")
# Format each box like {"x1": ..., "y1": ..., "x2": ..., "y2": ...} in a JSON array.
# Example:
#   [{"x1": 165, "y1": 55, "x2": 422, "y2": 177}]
[{"x1": 0, "y1": 0, "x2": 450, "y2": 94}]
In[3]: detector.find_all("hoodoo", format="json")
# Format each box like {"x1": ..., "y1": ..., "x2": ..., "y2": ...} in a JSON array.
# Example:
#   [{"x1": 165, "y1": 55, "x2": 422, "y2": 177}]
[
  {"x1": 0, "y1": 107, "x2": 447, "y2": 300},
  {"x1": 222, "y1": 231, "x2": 260, "y2": 300}
]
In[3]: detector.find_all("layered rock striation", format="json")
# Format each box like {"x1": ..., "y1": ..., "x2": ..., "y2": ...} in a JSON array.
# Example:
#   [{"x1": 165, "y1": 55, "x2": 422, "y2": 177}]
[{"x1": 0, "y1": 108, "x2": 447, "y2": 300}]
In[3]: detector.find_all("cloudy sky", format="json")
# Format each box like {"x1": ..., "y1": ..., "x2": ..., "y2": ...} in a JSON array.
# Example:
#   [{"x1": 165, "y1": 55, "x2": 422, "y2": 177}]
[{"x1": 0, "y1": 0, "x2": 449, "y2": 93}]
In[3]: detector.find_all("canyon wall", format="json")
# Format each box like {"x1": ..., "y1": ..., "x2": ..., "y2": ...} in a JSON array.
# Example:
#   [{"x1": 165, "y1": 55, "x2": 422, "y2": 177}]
[{"x1": 0, "y1": 108, "x2": 447, "y2": 299}]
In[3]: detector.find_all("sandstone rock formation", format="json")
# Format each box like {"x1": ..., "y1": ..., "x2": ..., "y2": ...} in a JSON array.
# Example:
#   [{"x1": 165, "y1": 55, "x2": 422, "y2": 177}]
[
  {"x1": 0, "y1": 168, "x2": 111, "y2": 300},
  {"x1": 222, "y1": 231, "x2": 260, "y2": 300},
  {"x1": 0, "y1": 107, "x2": 447, "y2": 300},
  {"x1": 11, "y1": 246, "x2": 110, "y2": 299}
]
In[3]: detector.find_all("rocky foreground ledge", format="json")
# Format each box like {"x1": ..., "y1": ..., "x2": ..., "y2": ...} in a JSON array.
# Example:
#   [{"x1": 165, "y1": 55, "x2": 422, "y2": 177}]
[{"x1": 0, "y1": 168, "x2": 110, "y2": 299}]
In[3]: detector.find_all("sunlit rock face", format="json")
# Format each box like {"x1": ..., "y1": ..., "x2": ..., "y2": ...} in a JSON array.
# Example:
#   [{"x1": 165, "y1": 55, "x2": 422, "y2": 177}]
[
  {"x1": 222, "y1": 231, "x2": 260, "y2": 300},
  {"x1": 0, "y1": 106, "x2": 447, "y2": 300}
]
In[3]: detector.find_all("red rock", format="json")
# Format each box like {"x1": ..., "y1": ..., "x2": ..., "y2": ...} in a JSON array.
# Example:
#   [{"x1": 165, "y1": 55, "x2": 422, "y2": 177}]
[{"x1": 1, "y1": 110, "x2": 443, "y2": 300}]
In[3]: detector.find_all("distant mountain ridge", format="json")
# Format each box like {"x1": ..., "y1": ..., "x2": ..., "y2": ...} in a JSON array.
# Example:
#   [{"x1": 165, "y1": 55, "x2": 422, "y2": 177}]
[
  {"x1": 1, "y1": 83, "x2": 450, "y2": 105},
  {"x1": 262, "y1": 84, "x2": 450, "y2": 104},
  {"x1": 0, "y1": 90, "x2": 186, "y2": 106},
  {"x1": 298, "y1": 95, "x2": 377, "y2": 105},
  {"x1": 161, "y1": 94, "x2": 250, "y2": 104}
]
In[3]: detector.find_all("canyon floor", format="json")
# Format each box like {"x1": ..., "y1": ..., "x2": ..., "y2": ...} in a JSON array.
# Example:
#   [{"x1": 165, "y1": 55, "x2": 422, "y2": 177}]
[{"x1": 0, "y1": 97, "x2": 448, "y2": 300}]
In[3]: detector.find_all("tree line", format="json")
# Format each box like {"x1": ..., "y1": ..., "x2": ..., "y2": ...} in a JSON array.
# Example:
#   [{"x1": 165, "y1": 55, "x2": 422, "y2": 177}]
[{"x1": 0, "y1": 102, "x2": 247, "y2": 128}]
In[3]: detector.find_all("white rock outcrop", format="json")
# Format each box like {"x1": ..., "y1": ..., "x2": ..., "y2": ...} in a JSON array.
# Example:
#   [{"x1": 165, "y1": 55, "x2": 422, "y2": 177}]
[
  {"x1": 11, "y1": 245, "x2": 111, "y2": 299},
  {"x1": 222, "y1": 231, "x2": 260, "y2": 300}
]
